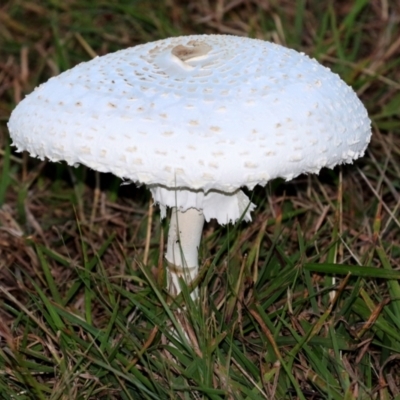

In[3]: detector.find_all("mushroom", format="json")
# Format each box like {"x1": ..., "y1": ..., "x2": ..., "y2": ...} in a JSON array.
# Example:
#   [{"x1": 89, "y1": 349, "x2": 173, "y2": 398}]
[{"x1": 7, "y1": 35, "x2": 371, "y2": 299}]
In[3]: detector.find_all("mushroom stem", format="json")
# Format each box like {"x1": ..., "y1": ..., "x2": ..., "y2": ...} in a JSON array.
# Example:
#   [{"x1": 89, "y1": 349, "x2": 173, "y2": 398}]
[{"x1": 165, "y1": 207, "x2": 205, "y2": 299}]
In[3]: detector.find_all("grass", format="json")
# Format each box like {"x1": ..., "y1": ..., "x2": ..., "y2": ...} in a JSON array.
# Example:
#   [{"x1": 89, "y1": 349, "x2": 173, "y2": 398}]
[{"x1": 1, "y1": 0, "x2": 400, "y2": 398}]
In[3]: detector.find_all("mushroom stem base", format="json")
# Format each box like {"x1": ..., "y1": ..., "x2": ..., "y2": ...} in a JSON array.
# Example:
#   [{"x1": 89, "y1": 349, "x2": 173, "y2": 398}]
[{"x1": 165, "y1": 207, "x2": 205, "y2": 299}]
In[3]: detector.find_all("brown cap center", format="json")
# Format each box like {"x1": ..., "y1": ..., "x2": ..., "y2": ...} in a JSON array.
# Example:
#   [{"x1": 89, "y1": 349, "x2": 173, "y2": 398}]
[{"x1": 171, "y1": 41, "x2": 212, "y2": 62}]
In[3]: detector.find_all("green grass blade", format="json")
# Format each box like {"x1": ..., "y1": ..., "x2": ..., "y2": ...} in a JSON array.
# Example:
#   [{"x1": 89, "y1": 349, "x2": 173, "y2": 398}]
[{"x1": 304, "y1": 263, "x2": 400, "y2": 280}]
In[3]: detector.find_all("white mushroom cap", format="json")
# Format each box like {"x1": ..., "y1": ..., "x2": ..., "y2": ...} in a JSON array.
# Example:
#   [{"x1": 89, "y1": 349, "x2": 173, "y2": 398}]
[{"x1": 8, "y1": 34, "x2": 371, "y2": 223}]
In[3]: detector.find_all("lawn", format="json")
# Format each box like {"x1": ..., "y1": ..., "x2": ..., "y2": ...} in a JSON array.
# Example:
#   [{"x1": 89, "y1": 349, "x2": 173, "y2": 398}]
[{"x1": 1, "y1": 1, "x2": 400, "y2": 399}]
